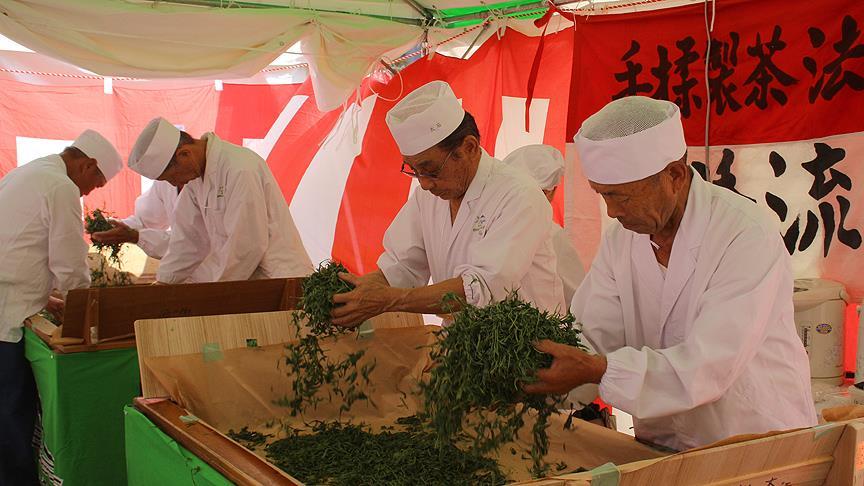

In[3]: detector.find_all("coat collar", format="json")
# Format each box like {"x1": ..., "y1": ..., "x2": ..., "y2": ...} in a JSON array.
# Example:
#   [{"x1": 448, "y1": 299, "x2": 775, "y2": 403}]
[
  {"x1": 462, "y1": 149, "x2": 494, "y2": 204},
  {"x1": 202, "y1": 132, "x2": 222, "y2": 188},
  {"x1": 192, "y1": 133, "x2": 225, "y2": 210},
  {"x1": 446, "y1": 150, "x2": 494, "y2": 245},
  {"x1": 677, "y1": 168, "x2": 712, "y2": 251},
  {"x1": 657, "y1": 168, "x2": 712, "y2": 326}
]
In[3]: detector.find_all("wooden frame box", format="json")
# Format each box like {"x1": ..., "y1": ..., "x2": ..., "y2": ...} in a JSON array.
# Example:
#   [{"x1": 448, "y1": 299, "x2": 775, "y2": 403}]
[
  {"x1": 131, "y1": 397, "x2": 864, "y2": 486},
  {"x1": 130, "y1": 310, "x2": 864, "y2": 485}
]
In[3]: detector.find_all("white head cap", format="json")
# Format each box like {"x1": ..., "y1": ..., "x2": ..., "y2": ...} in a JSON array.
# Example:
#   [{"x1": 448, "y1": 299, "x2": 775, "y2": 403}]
[
  {"x1": 128, "y1": 117, "x2": 181, "y2": 179},
  {"x1": 71, "y1": 130, "x2": 123, "y2": 182},
  {"x1": 503, "y1": 144, "x2": 565, "y2": 191},
  {"x1": 574, "y1": 96, "x2": 686, "y2": 185},
  {"x1": 386, "y1": 80, "x2": 465, "y2": 156}
]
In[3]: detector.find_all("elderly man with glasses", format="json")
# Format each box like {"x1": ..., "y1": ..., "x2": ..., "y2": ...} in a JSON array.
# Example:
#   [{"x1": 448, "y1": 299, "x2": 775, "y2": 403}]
[{"x1": 331, "y1": 81, "x2": 564, "y2": 327}]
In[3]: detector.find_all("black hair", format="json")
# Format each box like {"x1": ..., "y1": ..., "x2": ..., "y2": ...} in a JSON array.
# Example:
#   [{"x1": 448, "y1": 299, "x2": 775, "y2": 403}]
[
  {"x1": 61, "y1": 146, "x2": 88, "y2": 159},
  {"x1": 177, "y1": 131, "x2": 194, "y2": 148},
  {"x1": 436, "y1": 112, "x2": 480, "y2": 151}
]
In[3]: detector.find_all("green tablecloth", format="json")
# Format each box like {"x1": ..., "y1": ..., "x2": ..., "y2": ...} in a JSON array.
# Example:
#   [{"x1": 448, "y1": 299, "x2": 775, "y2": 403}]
[
  {"x1": 123, "y1": 405, "x2": 231, "y2": 486},
  {"x1": 25, "y1": 328, "x2": 141, "y2": 485}
]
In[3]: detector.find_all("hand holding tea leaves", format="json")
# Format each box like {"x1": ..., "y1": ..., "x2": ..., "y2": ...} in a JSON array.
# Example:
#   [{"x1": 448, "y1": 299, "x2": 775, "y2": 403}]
[
  {"x1": 331, "y1": 271, "x2": 467, "y2": 327},
  {"x1": 84, "y1": 208, "x2": 132, "y2": 287},
  {"x1": 522, "y1": 340, "x2": 607, "y2": 395},
  {"x1": 330, "y1": 271, "x2": 401, "y2": 327},
  {"x1": 91, "y1": 219, "x2": 139, "y2": 245}
]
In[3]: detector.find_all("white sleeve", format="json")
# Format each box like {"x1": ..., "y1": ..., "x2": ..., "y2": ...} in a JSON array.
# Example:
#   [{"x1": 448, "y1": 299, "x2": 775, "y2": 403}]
[
  {"x1": 376, "y1": 192, "x2": 431, "y2": 288},
  {"x1": 136, "y1": 229, "x2": 171, "y2": 259},
  {"x1": 121, "y1": 213, "x2": 145, "y2": 230},
  {"x1": 598, "y1": 226, "x2": 791, "y2": 420},
  {"x1": 200, "y1": 171, "x2": 268, "y2": 282},
  {"x1": 122, "y1": 184, "x2": 171, "y2": 230},
  {"x1": 156, "y1": 190, "x2": 208, "y2": 284},
  {"x1": 455, "y1": 187, "x2": 552, "y2": 307},
  {"x1": 122, "y1": 184, "x2": 173, "y2": 259},
  {"x1": 571, "y1": 227, "x2": 627, "y2": 354},
  {"x1": 46, "y1": 184, "x2": 90, "y2": 293}
]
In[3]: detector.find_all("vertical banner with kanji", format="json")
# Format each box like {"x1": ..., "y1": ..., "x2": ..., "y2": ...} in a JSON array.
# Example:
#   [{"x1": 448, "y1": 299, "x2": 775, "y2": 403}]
[{"x1": 569, "y1": 0, "x2": 864, "y2": 300}]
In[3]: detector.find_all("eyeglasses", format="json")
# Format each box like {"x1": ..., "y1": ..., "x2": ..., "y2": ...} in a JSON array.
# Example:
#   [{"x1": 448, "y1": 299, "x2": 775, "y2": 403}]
[{"x1": 400, "y1": 149, "x2": 454, "y2": 180}]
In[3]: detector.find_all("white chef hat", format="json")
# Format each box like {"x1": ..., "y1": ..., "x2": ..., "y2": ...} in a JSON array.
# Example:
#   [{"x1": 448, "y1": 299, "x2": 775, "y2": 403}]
[
  {"x1": 386, "y1": 80, "x2": 465, "y2": 156},
  {"x1": 71, "y1": 130, "x2": 123, "y2": 182},
  {"x1": 574, "y1": 96, "x2": 687, "y2": 185},
  {"x1": 128, "y1": 117, "x2": 181, "y2": 179},
  {"x1": 503, "y1": 144, "x2": 565, "y2": 191}
]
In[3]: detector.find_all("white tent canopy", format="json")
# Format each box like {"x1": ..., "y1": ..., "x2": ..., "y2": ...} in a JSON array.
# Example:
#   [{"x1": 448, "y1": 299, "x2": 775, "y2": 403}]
[{"x1": 0, "y1": 0, "x2": 701, "y2": 110}]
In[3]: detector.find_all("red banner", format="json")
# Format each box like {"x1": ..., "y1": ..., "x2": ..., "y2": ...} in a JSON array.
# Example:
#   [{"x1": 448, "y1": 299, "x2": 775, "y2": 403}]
[{"x1": 569, "y1": 0, "x2": 864, "y2": 145}]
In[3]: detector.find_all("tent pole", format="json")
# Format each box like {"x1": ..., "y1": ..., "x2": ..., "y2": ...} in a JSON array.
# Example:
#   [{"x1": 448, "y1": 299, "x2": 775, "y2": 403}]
[{"x1": 402, "y1": 0, "x2": 434, "y2": 23}]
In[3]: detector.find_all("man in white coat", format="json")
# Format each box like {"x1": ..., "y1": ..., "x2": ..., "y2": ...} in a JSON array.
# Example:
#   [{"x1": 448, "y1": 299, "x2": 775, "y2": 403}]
[
  {"x1": 0, "y1": 130, "x2": 122, "y2": 484},
  {"x1": 90, "y1": 180, "x2": 179, "y2": 259},
  {"x1": 331, "y1": 81, "x2": 564, "y2": 326},
  {"x1": 504, "y1": 144, "x2": 585, "y2": 305},
  {"x1": 523, "y1": 96, "x2": 817, "y2": 451},
  {"x1": 127, "y1": 118, "x2": 313, "y2": 283}
]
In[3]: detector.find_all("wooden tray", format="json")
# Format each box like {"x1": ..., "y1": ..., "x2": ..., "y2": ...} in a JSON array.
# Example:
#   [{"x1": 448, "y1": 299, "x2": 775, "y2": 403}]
[{"x1": 134, "y1": 394, "x2": 864, "y2": 486}]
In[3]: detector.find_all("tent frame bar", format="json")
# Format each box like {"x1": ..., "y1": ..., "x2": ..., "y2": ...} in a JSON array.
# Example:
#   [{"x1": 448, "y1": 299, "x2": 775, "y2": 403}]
[
  {"x1": 148, "y1": 0, "x2": 573, "y2": 28},
  {"x1": 402, "y1": 0, "x2": 434, "y2": 23},
  {"x1": 148, "y1": 0, "x2": 427, "y2": 26}
]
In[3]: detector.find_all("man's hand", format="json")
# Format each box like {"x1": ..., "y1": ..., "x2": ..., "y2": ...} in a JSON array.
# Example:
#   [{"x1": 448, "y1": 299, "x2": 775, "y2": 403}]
[
  {"x1": 91, "y1": 219, "x2": 139, "y2": 245},
  {"x1": 331, "y1": 272, "x2": 403, "y2": 328},
  {"x1": 522, "y1": 340, "x2": 608, "y2": 395},
  {"x1": 45, "y1": 296, "x2": 65, "y2": 323}
]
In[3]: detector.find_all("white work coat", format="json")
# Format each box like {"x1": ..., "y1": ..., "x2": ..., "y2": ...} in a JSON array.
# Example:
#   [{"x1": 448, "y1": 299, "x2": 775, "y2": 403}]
[
  {"x1": 552, "y1": 226, "x2": 585, "y2": 306},
  {"x1": 0, "y1": 155, "x2": 90, "y2": 343},
  {"x1": 378, "y1": 150, "x2": 565, "y2": 313},
  {"x1": 157, "y1": 133, "x2": 313, "y2": 283},
  {"x1": 573, "y1": 171, "x2": 817, "y2": 451},
  {"x1": 121, "y1": 180, "x2": 179, "y2": 259}
]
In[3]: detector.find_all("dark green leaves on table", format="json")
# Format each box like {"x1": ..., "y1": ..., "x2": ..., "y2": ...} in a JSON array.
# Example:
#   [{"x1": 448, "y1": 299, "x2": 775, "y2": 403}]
[
  {"x1": 265, "y1": 419, "x2": 507, "y2": 486},
  {"x1": 419, "y1": 293, "x2": 586, "y2": 477},
  {"x1": 278, "y1": 261, "x2": 375, "y2": 417}
]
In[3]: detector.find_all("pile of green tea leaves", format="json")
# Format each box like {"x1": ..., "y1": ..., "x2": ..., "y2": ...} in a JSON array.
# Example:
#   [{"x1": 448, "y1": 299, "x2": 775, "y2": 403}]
[
  {"x1": 277, "y1": 261, "x2": 375, "y2": 416},
  {"x1": 420, "y1": 293, "x2": 586, "y2": 477},
  {"x1": 261, "y1": 417, "x2": 507, "y2": 486},
  {"x1": 84, "y1": 208, "x2": 132, "y2": 287}
]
